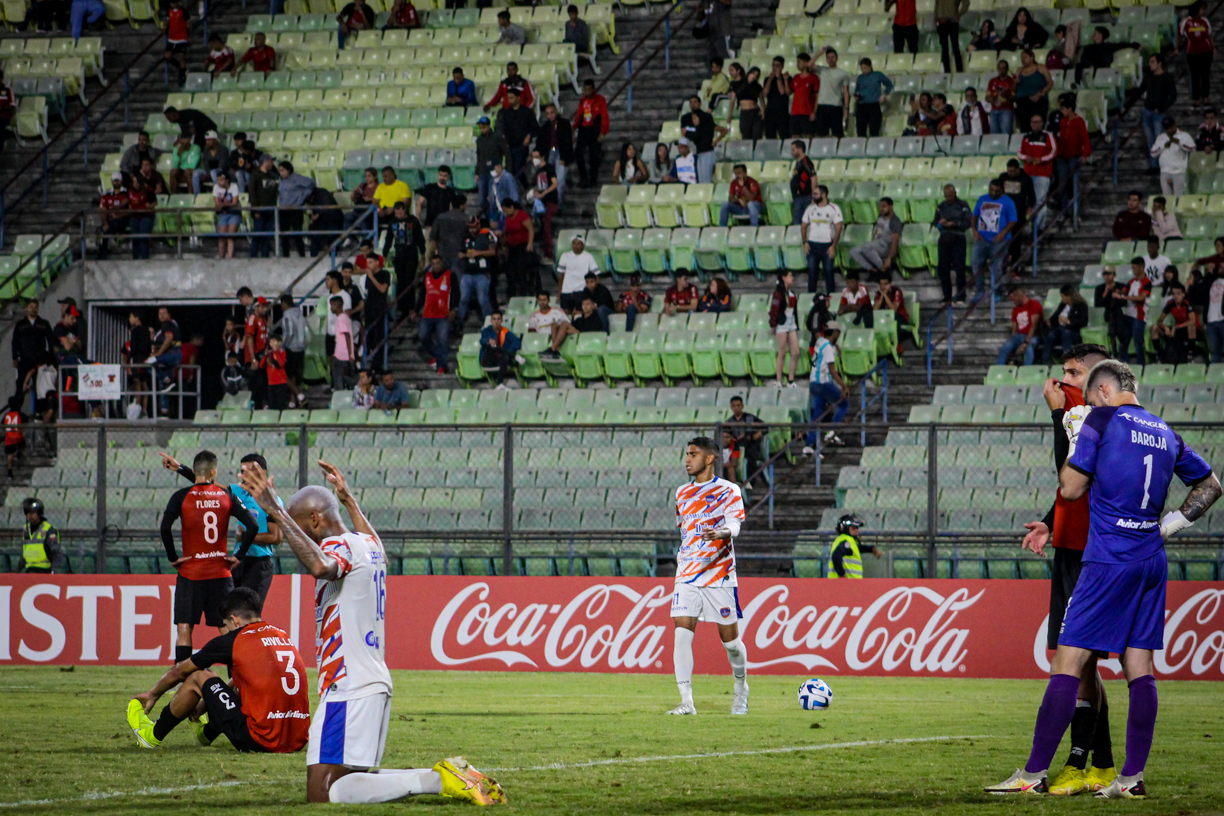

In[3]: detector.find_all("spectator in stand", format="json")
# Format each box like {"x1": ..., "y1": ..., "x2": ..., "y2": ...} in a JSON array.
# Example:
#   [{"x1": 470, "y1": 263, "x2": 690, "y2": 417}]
[
  {"x1": 957, "y1": 87, "x2": 991, "y2": 136},
  {"x1": 229, "y1": 134, "x2": 260, "y2": 193},
  {"x1": 12, "y1": 300, "x2": 53, "y2": 395},
  {"x1": 167, "y1": 134, "x2": 200, "y2": 194},
  {"x1": 928, "y1": 93, "x2": 957, "y2": 135},
  {"x1": 770, "y1": 271, "x2": 801, "y2": 387},
  {"x1": 1196, "y1": 108, "x2": 1223, "y2": 153},
  {"x1": 1112, "y1": 191, "x2": 1152, "y2": 241},
  {"x1": 415, "y1": 165, "x2": 454, "y2": 229},
  {"x1": 248, "y1": 154, "x2": 279, "y2": 259},
  {"x1": 789, "y1": 140, "x2": 816, "y2": 224},
  {"x1": 874, "y1": 274, "x2": 914, "y2": 350},
  {"x1": 1152, "y1": 283, "x2": 1200, "y2": 363},
  {"x1": 700, "y1": 58, "x2": 730, "y2": 110},
  {"x1": 221, "y1": 351, "x2": 246, "y2": 396},
  {"x1": 572, "y1": 80, "x2": 609, "y2": 188},
  {"x1": 162, "y1": 0, "x2": 190, "y2": 85},
  {"x1": 1043, "y1": 284, "x2": 1088, "y2": 363},
  {"x1": 1000, "y1": 7, "x2": 1048, "y2": 51},
  {"x1": 480, "y1": 311, "x2": 522, "y2": 387},
  {"x1": 728, "y1": 65, "x2": 763, "y2": 141},
  {"x1": 98, "y1": 172, "x2": 129, "y2": 261},
  {"x1": 128, "y1": 164, "x2": 159, "y2": 260},
  {"x1": 972, "y1": 178, "x2": 1018, "y2": 297},
  {"x1": 556, "y1": 235, "x2": 601, "y2": 313},
  {"x1": 611, "y1": 142, "x2": 647, "y2": 187},
  {"x1": 663, "y1": 139, "x2": 698, "y2": 184},
  {"x1": 1178, "y1": 1, "x2": 1215, "y2": 109},
  {"x1": 647, "y1": 144, "x2": 673, "y2": 184},
  {"x1": 1013, "y1": 51, "x2": 1054, "y2": 127},
  {"x1": 484, "y1": 62, "x2": 535, "y2": 112},
  {"x1": 719, "y1": 164, "x2": 763, "y2": 227},
  {"x1": 802, "y1": 184, "x2": 844, "y2": 295},
  {"x1": 934, "y1": 183, "x2": 972, "y2": 305},
  {"x1": 120, "y1": 131, "x2": 160, "y2": 178},
  {"x1": 1054, "y1": 93, "x2": 1090, "y2": 211},
  {"x1": 837, "y1": 272, "x2": 873, "y2": 329},
  {"x1": 194, "y1": 131, "x2": 230, "y2": 194},
  {"x1": 1150, "y1": 116, "x2": 1196, "y2": 196},
  {"x1": 432, "y1": 193, "x2": 469, "y2": 272},
  {"x1": 1095, "y1": 267, "x2": 1127, "y2": 356},
  {"x1": 336, "y1": 0, "x2": 374, "y2": 49},
  {"x1": 813, "y1": 47, "x2": 851, "y2": 138},
  {"x1": 446, "y1": 67, "x2": 478, "y2": 108},
  {"x1": 212, "y1": 170, "x2": 241, "y2": 259},
  {"x1": 522, "y1": 149, "x2": 559, "y2": 257},
  {"x1": 533, "y1": 293, "x2": 584, "y2": 361},
  {"x1": 565, "y1": 5, "x2": 592, "y2": 61},
  {"x1": 383, "y1": 201, "x2": 426, "y2": 319},
  {"x1": 476, "y1": 116, "x2": 510, "y2": 218},
  {"x1": 163, "y1": 106, "x2": 217, "y2": 149},
  {"x1": 345, "y1": 167, "x2": 378, "y2": 235},
  {"x1": 986, "y1": 59, "x2": 1016, "y2": 135},
  {"x1": 486, "y1": 161, "x2": 520, "y2": 229},
  {"x1": 726, "y1": 396, "x2": 765, "y2": 489},
  {"x1": 1150, "y1": 196, "x2": 1182, "y2": 241},
  {"x1": 496, "y1": 89, "x2": 538, "y2": 177},
  {"x1": 789, "y1": 53, "x2": 819, "y2": 138},
  {"x1": 935, "y1": 0, "x2": 970, "y2": 72},
  {"x1": 1119, "y1": 256, "x2": 1153, "y2": 365},
  {"x1": 500, "y1": 198, "x2": 535, "y2": 298},
  {"x1": 1202, "y1": 257, "x2": 1224, "y2": 362},
  {"x1": 1018, "y1": 113, "x2": 1056, "y2": 231},
  {"x1": 372, "y1": 370, "x2": 410, "y2": 410},
  {"x1": 537, "y1": 104, "x2": 573, "y2": 206},
  {"x1": 384, "y1": 0, "x2": 420, "y2": 30},
  {"x1": 569, "y1": 296, "x2": 605, "y2": 336},
  {"x1": 968, "y1": 20, "x2": 1000, "y2": 52},
  {"x1": 235, "y1": 32, "x2": 276, "y2": 77},
  {"x1": 318, "y1": 270, "x2": 349, "y2": 361},
  {"x1": 616, "y1": 273, "x2": 652, "y2": 331},
  {"x1": 663, "y1": 270, "x2": 699, "y2": 316},
  {"x1": 455, "y1": 215, "x2": 496, "y2": 326},
  {"x1": 802, "y1": 322, "x2": 848, "y2": 455},
  {"x1": 762, "y1": 56, "x2": 792, "y2": 140},
  {"x1": 852, "y1": 58, "x2": 892, "y2": 138},
  {"x1": 1077, "y1": 26, "x2": 1139, "y2": 84},
  {"x1": 887, "y1": 0, "x2": 918, "y2": 53},
  {"x1": 149, "y1": 306, "x2": 181, "y2": 402},
  {"x1": 261, "y1": 335, "x2": 289, "y2": 409},
  {"x1": 996, "y1": 284, "x2": 1044, "y2": 365},
  {"x1": 582, "y1": 272, "x2": 616, "y2": 330},
  {"x1": 329, "y1": 296, "x2": 355, "y2": 389},
  {"x1": 420, "y1": 256, "x2": 457, "y2": 375},
  {"x1": 244, "y1": 296, "x2": 270, "y2": 406},
  {"x1": 848, "y1": 198, "x2": 902, "y2": 277},
  {"x1": 997, "y1": 158, "x2": 1034, "y2": 263},
  {"x1": 373, "y1": 165, "x2": 410, "y2": 223},
  {"x1": 2, "y1": 394, "x2": 25, "y2": 475},
  {"x1": 362, "y1": 254, "x2": 391, "y2": 357},
  {"x1": 1133, "y1": 54, "x2": 1178, "y2": 172},
  {"x1": 496, "y1": 9, "x2": 526, "y2": 44},
  {"x1": 681, "y1": 95, "x2": 728, "y2": 184},
  {"x1": 1146, "y1": 238, "x2": 1174, "y2": 289},
  {"x1": 278, "y1": 294, "x2": 308, "y2": 407},
  {"x1": 352, "y1": 369, "x2": 375, "y2": 408},
  {"x1": 277, "y1": 160, "x2": 315, "y2": 258},
  {"x1": 697, "y1": 277, "x2": 732, "y2": 313}
]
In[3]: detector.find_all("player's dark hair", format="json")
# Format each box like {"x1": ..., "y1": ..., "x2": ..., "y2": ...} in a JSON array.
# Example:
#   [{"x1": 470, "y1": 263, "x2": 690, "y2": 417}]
[
  {"x1": 1086, "y1": 359, "x2": 1137, "y2": 395},
  {"x1": 240, "y1": 453, "x2": 268, "y2": 471},
  {"x1": 730, "y1": 395, "x2": 744, "y2": 403},
  {"x1": 218, "y1": 587, "x2": 263, "y2": 621},
  {"x1": 687, "y1": 436, "x2": 718, "y2": 456},
  {"x1": 193, "y1": 450, "x2": 218, "y2": 474},
  {"x1": 1063, "y1": 343, "x2": 1109, "y2": 365}
]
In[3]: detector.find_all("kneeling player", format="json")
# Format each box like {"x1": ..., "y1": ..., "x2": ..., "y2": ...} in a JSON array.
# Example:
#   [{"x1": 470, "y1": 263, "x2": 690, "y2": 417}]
[{"x1": 127, "y1": 587, "x2": 310, "y2": 753}]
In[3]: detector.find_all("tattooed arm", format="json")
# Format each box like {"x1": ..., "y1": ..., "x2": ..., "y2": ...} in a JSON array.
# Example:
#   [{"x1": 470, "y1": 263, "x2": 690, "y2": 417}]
[{"x1": 1162, "y1": 473, "x2": 1222, "y2": 539}]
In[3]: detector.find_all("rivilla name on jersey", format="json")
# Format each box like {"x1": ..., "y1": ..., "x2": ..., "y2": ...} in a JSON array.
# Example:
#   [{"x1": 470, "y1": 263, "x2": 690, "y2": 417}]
[
  {"x1": 195, "y1": 499, "x2": 223, "y2": 509},
  {"x1": 260, "y1": 636, "x2": 295, "y2": 648},
  {"x1": 1130, "y1": 429, "x2": 1169, "y2": 450}
]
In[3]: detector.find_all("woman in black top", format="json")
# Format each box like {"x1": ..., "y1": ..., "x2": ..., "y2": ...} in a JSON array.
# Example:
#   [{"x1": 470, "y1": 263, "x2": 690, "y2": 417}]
[
  {"x1": 762, "y1": 56, "x2": 791, "y2": 139},
  {"x1": 1000, "y1": 7, "x2": 1048, "y2": 51},
  {"x1": 729, "y1": 66, "x2": 764, "y2": 141}
]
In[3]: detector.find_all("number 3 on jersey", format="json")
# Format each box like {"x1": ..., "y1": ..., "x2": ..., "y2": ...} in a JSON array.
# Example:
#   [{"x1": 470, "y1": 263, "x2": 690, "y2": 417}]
[{"x1": 276, "y1": 649, "x2": 301, "y2": 696}]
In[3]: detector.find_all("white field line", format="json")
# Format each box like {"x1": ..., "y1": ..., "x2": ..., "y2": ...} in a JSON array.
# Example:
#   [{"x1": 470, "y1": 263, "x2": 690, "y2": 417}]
[
  {"x1": 486, "y1": 734, "x2": 997, "y2": 772},
  {"x1": 0, "y1": 780, "x2": 278, "y2": 809}
]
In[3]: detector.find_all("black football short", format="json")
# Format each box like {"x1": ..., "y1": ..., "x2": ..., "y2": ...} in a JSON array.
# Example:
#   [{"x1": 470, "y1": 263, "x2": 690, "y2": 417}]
[
  {"x1": 174, "y1": 575, "x2": 234, "y2": 627},
  {"x1": 201, "y1": 675, "x2": 266, "y2": 753}
]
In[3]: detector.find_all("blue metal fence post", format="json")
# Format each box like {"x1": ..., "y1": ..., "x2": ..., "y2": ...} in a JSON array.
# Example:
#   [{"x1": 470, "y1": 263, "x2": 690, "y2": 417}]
[
  {"x1": 1112, "y1": 119, "x2": 1120, "y2": 186},
  {"x1": 664, "y1": 15, "x2": 671, "y2": 71},
  {"x1": 946, "y1": 300, "x2": 953, "y2": 365},
  {"x1": 926, "y1": 320, "x2": 932, "y2": 387},
  {"x1": 41, "y1": 148, "x2": 49, "y2": 207},
  {"x1": 626, "y1": 57, "x2": 633, "y2": 113},
  {"x1": 82, "y1": 108, "x2": 90, "y2": 167},
  {"x1": 123, "y1": 69, "x2": 131, "y2": 126},
  {"x1": 1, "y1": 192, "x2": 6, "y2": 249}
]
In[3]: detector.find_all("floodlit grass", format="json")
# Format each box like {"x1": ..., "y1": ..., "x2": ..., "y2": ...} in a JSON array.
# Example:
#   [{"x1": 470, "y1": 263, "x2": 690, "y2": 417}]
[{"x1": 1, "y1": 668, "x2": 1221, "y2": 815}]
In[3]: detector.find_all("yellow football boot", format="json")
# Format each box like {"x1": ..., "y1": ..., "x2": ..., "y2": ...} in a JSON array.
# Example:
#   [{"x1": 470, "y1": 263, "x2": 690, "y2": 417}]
[
  {"x1": 1048, "y1": 765, "x2": 1087, "y2": 796},
  {"x1": 1085, "y1": 766, "x2": 1118, "y2": 792},
  {"x1": 126, "y1": 699, "x2": 161, "y2": 749},
  {"x1": 434, "y1": 757, "x2": 506, "y2": 806}
]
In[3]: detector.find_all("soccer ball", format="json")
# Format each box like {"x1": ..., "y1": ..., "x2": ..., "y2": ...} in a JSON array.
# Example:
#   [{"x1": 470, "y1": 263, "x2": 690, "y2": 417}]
[{"x1": 798, "y1": 678, "x2": 833, "y2": 710}]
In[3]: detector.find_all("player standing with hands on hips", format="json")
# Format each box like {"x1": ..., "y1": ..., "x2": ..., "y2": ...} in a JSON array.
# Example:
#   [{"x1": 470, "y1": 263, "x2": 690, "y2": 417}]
[
  {"x1": 669, "y1": 437, "x2": 749, "y2": 716},
  {"x1": 987, "y1": 360, "x2": 1220, "y2": 798}
]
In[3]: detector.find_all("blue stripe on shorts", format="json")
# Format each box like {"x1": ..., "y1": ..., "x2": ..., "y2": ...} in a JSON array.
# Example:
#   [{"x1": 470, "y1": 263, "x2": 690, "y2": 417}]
[{"x1": 319, "y1": 700, "x2": 347, "y2": 765}]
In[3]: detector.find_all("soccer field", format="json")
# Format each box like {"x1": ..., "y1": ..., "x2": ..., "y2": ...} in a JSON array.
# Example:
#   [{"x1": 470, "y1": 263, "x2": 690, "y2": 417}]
[{"x1": 2, "y1": 668, "x2": 1221, "y2": 815}]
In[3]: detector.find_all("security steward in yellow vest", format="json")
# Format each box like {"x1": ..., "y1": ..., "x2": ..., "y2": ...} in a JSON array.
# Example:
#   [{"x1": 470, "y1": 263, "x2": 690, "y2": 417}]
[
  {"x1": 17, "y1": 498, "x2": 61, "y2": 573},
  {"x1": 827, "y1": 513, "x2": 880, "y2": 579}
]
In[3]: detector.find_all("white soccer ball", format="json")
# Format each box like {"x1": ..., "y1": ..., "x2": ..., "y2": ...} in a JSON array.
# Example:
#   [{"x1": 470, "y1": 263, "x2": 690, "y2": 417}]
[{"x1": 798, "y1": 678, "x2": 833, "y2": 710}]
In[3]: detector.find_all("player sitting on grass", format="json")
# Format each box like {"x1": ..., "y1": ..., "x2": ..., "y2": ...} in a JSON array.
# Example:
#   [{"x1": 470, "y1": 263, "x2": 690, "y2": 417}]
[
  {"x1": 126, "y1": 587, "x2": 310, "y2": 754},
  {"x1": 986, "y1": 361, "x2": 1221, "y2": 799},
  {"x1": 669, "y1": 436, "x2": 749, "y2": 716},
  {"x1": 238, "y1": 459, "x2": 506, "y2": 806}
]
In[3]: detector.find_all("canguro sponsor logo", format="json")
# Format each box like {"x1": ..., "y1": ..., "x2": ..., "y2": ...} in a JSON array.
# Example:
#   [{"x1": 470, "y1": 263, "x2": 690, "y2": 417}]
[{"x1": 1119, "y1": 411, "x2": 1169, "y2": 432}]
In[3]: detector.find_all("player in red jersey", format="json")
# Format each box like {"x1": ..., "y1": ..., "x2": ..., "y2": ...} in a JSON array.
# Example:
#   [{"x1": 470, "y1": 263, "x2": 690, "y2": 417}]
[
  {"x1": 161, "y1": 450, "x2": 258, "y2": 665},
  {"x1": 1018, "y1": 344, "x2": 1116, "y2": 795},
  {"x1": 127, "y1": 587, "x2": 310, "y2": 753}
]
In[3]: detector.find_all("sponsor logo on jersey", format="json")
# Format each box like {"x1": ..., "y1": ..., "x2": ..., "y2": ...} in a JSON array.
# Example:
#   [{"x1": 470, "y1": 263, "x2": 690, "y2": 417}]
[
  {"x1": 1114, "y1": 517, "x2": 1159, "y2": 530},
  {"x1": 1119, "y1": 411, "x2": 1169, "y2": 432}
]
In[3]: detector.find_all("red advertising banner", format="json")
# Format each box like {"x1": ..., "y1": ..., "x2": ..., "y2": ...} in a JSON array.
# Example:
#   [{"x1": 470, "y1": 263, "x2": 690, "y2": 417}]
[{"x1": 2, "y1": 576, "x2": 1222, "y2": 680}]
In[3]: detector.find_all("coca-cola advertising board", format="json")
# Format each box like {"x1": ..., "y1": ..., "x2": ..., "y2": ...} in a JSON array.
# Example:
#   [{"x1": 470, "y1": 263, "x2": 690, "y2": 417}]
[{"x1": 2, "y1": 576, "x2": 1223, "y2": 679}]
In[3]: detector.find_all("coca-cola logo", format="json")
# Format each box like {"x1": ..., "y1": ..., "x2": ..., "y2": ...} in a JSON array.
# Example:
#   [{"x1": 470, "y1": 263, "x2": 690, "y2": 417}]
[{"x1": 429, "y1": 582, "x2": 985, "y2": 674}]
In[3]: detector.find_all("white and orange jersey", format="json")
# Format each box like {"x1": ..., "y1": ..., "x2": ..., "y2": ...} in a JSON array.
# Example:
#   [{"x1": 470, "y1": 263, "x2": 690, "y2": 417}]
[
  {"x1": 315, "y1": 531, "x2": 393, "y2": 702},
  {"x1": 674, "y1": 477, "x2": 745, "y2": 588}
]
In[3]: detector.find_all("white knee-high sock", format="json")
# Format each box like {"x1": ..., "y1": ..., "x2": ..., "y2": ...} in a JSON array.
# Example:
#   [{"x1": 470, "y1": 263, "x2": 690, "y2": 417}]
[
  {"x1": 724, "y1": 637, "x2": 748, "y2": 691},
  {"x1": 328, "y1": 769, "x2": 443, "y2": 804},
  {"x1": 674, "y1": 628, "x2": 695, "y2": 706}
]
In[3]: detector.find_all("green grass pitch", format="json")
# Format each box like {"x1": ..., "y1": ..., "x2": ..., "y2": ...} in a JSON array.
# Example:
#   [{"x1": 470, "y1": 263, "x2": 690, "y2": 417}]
[{"x1": 2, "y1": 667, "x2": 1222, "y2": 815}]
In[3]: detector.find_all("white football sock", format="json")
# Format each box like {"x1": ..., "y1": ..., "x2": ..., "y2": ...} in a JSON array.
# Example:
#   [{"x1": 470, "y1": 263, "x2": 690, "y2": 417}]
[
  {"x1": 724, "y1": 637, "x2": 748, "y2": 691},
  {"x1": 328, "y1": 769, "x2": 442, "y2": 803},
  {"x1": 674, "y1": 627, "x2": 695, "y2": 706}
]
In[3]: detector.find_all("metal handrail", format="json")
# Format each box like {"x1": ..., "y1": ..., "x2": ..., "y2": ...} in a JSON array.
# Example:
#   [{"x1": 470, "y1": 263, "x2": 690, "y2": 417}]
[{"x1": 592, "y1": 0, "x2": 687, "y2": 98}]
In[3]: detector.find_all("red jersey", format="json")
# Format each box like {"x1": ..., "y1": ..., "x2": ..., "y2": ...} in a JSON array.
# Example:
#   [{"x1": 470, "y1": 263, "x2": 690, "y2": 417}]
[
  {"x1": 1125, "y1": 275, "x2": 1153, "y2": 321},
  {"x1": 166, "y1": 7, "x2": 189, "y2": 43},
  {"x1": 3, "y1": 410, "x2": 22, "y2": 446},
  {"x1": 0, "y1": 86, "x2": 15, "y2": 108},
  {"x1": 892, "y1": 0, "x2": 916, "y2": 27},
  {"x1": 244, "y1": 313, "x2": 267, "y2": 363},
  {"x1": 392, "y1": 1, "x2": 420, "y2": 28},
  {"x1": 262, "y1": 348, "x2": 287, "y2": 385},
  {"x1": 1056, "y1": 114, "x2": 1091, "y2": 159},
  {"x1": 128, "y1": 188, "x2": 154, "y2": 210},
  {"x1": 1018, "y1": 130, "x2": 1056, "y2": 177},
  {"x1": 503, "y1": 209, "x2": 531, "y2": 246},
  {"x1": 1012, "y1": 298, "x2": 1043, "y2": 334},
  {"x1": 487, "y1": 76, "x2": 534, "y2": 110},
  {"x1": 1181, "y1": 16, "x2": 1214, "y2": 55},
  {"x1": 987, "y1": 75, "x2": 1015, "y2": 110},
  {"x1": 162, "y1": 482, "x2": 256, "y2": 580},
  {"x1": 729, "y1": 177, "x2": 762, "y2": 204},
  {"x1": 664, "y1": 283, "x2": 699, "y2": 308},
  {"x1": 101, "y1": 190, "x2": 129, "y2": 211},
  {"x1": 790, "y1": 71, "x2": 819, "y2": 116},
  {"x1": 241, "y1": 45, "x2": 276, "y2": 73},
  {"x1": 1051, "y1": 384, "x2": 1089, "y2": 551},
  {"x1": 572, "y1": 94, "x2": 610, "y2": 134},
  {"x1": 190, "y1": 622, "x2": 310, "y2": 753},
  {"x1": 422, "y1": 270, "x2": 452, "y2": 319}
]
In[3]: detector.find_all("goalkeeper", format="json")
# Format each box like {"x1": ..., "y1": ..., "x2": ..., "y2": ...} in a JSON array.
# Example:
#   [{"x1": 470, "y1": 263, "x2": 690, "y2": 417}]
[{"x1": 1018, "y1": 343, "x2": 1115, "y2": 796}]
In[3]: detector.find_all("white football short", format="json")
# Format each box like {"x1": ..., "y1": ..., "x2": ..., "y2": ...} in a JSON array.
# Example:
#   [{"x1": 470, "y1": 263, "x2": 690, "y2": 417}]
[
  {"x1": 670, "y1": 583, "x2": 742, "y2": 623},
  {"x1": 307, "y1": 691, "x2": 391, "y2": 768}
]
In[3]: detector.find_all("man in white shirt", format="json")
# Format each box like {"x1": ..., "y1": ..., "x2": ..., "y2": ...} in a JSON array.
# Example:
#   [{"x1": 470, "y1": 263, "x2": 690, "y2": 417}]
[
  {"x1": 957, "y1": 87, "x2": 992, "y2": 136},
  {"x1": 1150, "y1": 116, "x2": 1196, "y2": 195},
  {"x1": 1206, "y1": 272, "x2": 1224, "y2": 363},
  {"x1": 837, "y1": 271, "x2": 874, "y2": 329},
  {"x1": 814, "y1": 47, "x2": 851, "y2": 138},
  {"x1": 528, "y1": 292, "x2": 573, "y2": 360},
  {"x1": 667, "y1": 139, "x2": 698, "y2": 184},
  {"x1": 555, "y1": 235, "x2": 601, "y2": 312},
  {"x1": 802, "y1": 322, "x2": 848, "y2": 456},
  {"x1": 316, "y1": 271, "x2": 351, "y2": 362},
  {"x1": 801, "y1": 184, "x2": 844, "y2": 295},
  {"x1": 1143, "y1": 236, "x2": 1172, "y2": 286}
]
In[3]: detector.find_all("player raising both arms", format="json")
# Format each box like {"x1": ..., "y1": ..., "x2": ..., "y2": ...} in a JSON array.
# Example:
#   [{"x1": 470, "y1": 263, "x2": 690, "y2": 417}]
[
  {"x1": 669, "y1": 436, "x2": 749, "y2": 716},
  {"x1": 238, "y1": 460, "x2": 506, "y2": 806},
  {"x1": 988, "y1": 361, "x2": 1220, "y2": 798},
  {"x1": 1018, "y1": 344, "x2": 1117, "y2": 795},
  {"x1": 126, "y1": 587, "x2": 310, "y2": 754},
  {"x1": 161, "y1": 450, "x2": 258, "y2": 665}
]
